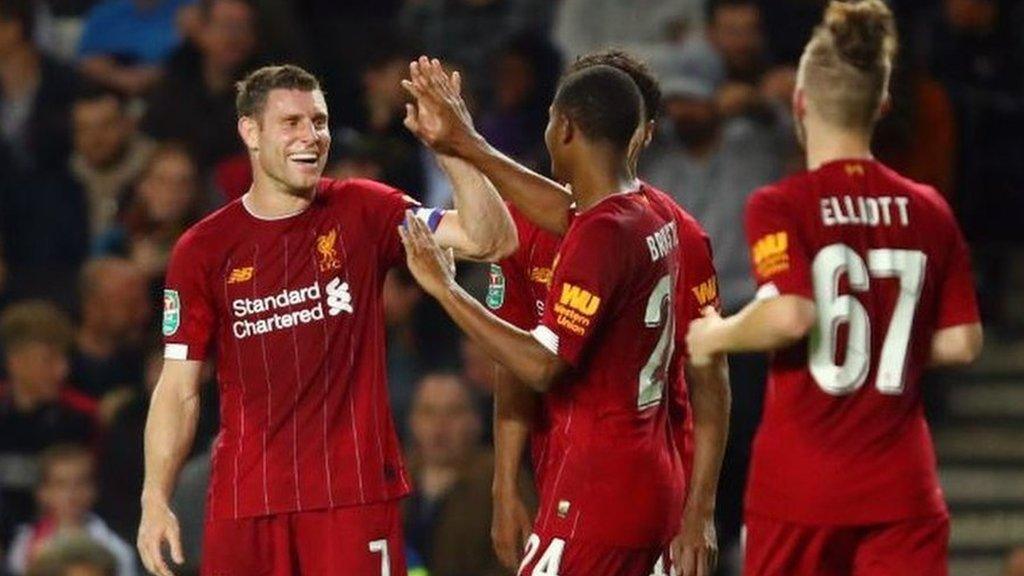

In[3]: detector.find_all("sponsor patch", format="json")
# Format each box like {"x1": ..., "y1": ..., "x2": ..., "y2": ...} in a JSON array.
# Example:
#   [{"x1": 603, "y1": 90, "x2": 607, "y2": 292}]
[
  {"x1": 486, "y1": 264, "x2": 506, "y2": 309},
  {"x1": 752, "y1": 231, "x2": 790, "y2": 278},
  {"x1": 691, "y1": 276, "x2": 719, "y2": 307},
  {"x1": 163, "y1": 290, "x2": 181, "y2": 336}
]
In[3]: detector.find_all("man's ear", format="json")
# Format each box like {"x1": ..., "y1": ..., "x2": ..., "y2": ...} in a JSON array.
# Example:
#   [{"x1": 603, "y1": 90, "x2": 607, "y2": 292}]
[
  {"x1": 792, "y1": 87, "x2": 806, "y2": 121},
  {"x1": 238, "y1": 116, "x2": 259, "y2": 152},
  {"x1": 559, "y1": 113, "x2": 574, "y2": 146}
]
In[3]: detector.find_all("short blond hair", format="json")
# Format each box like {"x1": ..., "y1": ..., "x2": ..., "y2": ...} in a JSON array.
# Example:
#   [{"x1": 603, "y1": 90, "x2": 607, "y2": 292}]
[{"x1": 799, "y1": 0, "x2": 897, "y2": 130}]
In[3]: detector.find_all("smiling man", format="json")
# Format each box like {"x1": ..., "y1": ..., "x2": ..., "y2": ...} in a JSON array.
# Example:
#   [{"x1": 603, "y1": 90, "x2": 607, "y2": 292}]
[{"x1": 135, "y1": 64, "x2": 516, "y2": 576}]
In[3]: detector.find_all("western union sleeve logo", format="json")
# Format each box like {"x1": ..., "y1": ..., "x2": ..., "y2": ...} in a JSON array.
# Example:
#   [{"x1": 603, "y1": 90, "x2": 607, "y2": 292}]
[
  {"x1": 691, "y1": 276, "x2": 719, "y2": 307},
  {"x1": 552, "y1": 283, "x2": 600, "y2": 337},
  {"x1": 559, "y1": 283, "x2": 601, "y2": 316},
  {"x1": 752, "y1": 231, "x2": 790, "y2": 278}
]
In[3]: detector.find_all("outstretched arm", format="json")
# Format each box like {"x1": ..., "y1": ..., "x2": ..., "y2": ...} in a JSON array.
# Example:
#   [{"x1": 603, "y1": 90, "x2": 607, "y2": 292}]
[
  {"x1": 429, "y1": 154, "x2": 518, "y2": 261},
  {"x1": 403, "y1": 57, "x2": 573, "y2": 235},
  {"x1": 687, "y1": 297, "x2": 817, "y2": 363}
]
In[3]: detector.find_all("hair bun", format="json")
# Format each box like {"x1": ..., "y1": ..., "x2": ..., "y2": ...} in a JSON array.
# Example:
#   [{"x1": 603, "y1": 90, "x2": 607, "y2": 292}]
[{"x1": 825, "y1": 0, "x2": 896, "y2": 71}]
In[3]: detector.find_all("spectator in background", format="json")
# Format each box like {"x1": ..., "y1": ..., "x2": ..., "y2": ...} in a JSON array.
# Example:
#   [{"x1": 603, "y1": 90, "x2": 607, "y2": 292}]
[
  {"x1": 0, "y1": 1, "x2": 88, "y2": 308},
  {"x1": 6, "y1": 445, "x2": 135, "y2": 576},
  {"x1": 69, "y1": 84, "x2": 156, "y2": 238},
  {"x1": 350, "y1": 44, "x2": 426, "y2": 198},
  {"x1": 76, "y1": 0, "x2": 193, "y2": 96},
  {"x1": 70, "y1": 258, "x2": 149, "y2": 404},
  {"x1": 404, "y1": 373, "x2": 508, "y2": 576},
  {"x1": 704, "y1": 0, "x2": 796, "y2": 125},
  {"x1": 400, "y1": 0, "x2": 550, "y2": 103},
  {"x1": 0, "y1": 302, "x2": 96, "y2": 543},
  {"x1": 0, "y1": 0, "x2": 78, "y2": 173},
  {"x1": 93, "y1": 143, "x2": 202, "y2": 282},
  {"x1": 141, "y1": 0, "x2": 259, "y2": 172},
  {"x1": 642, "y1": 44, "x2": 788, "y2": 312},
  {"x1": 25, "y1": 535, "x2": 116, "y2": 576},
  {"x1": 477, "y1": 32, "x2": 562, "y2": 173},
  {"x1": 554, "y1": 0, "x2": 703, "y2": 63},
  {"x1": 923, "y1": 0, "x2": 1024, "y2": 329}
]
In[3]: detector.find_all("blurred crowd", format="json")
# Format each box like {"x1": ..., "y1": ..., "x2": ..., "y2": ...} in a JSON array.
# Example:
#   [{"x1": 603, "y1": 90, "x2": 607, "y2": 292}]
[{"x1": 0, "y1": 0, "x2": 1022, "y2": 575}]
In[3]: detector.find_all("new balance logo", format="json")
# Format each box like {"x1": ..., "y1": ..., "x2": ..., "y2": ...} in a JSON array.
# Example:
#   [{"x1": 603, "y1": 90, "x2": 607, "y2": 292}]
[{"x1": 326, "y1": 277, "x2": 353, "y2": 316}]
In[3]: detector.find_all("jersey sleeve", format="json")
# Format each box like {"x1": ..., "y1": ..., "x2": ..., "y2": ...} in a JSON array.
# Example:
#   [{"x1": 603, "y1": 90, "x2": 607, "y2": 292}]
[
  {"x1": 162, "y1": 231, "x2": 216, "y2": 361},
  {"x1": 488, "y1": 207, "x2": 541, "y2": 329},
  {"x1": 744, "y1": 187, "x2": 813, "y2": 300},
  {"x1": 488, "y1": 258, "x2": 536, "y2": 330},
  {"x1": 346, "y1": 179, "x2": 442, "y2": 270},
  {"x1": 937, "y1": 218, "x2": 981, "y2": 328},
  {"x1": 531, "y1": 214, "x2": 627, "y2": 368},
  {"x1": 678, "y1": 231, "x2": 721, "y2": 359}
]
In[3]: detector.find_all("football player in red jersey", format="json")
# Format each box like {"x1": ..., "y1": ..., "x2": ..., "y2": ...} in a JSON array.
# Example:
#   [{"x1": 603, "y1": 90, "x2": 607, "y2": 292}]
[
  {"x1": 136, "y1": 64, "x2": 518, "y2": 576},
  {"x1": 465, "y1": 51, "x2": 729, "y2": 576},
  {"x1": 401, "y1": 61, "x2": 727, "y2": 576},
  {"x1": 686, "y1": 1, "x2": 983, "y2": 575}
]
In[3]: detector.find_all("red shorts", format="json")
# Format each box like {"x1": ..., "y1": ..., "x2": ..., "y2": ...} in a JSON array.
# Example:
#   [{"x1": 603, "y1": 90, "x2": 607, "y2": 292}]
[
  {"x1": 744, "y1": 513, "x2": 949, "y2": 576},
  {"x1": 517, "y1": 530, "x2": 662, "y2": 576},
  {"x1": 201, "y1": 501, "x2": 407, "y2": 576}
]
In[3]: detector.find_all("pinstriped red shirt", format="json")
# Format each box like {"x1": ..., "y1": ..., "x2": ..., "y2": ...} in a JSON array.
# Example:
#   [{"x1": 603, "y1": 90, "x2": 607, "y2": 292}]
[{"x1": 163, "y1": 178, "x2": 416, "y2": 519}]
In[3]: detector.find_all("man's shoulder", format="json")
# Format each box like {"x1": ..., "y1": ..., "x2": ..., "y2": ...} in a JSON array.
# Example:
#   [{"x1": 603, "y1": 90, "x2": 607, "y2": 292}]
[{"x1": 177, "y1": 200, "x2": 245, "y2": 248}]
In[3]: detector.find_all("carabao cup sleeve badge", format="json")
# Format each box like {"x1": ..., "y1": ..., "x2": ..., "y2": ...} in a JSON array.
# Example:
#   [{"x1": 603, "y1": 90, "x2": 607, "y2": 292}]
[
  {"x1": 163, "y1": 289, "x2": 181, "y2": 336},
  {"x1": 486, "y1": 264, "x2": 506, "y2": 309}
]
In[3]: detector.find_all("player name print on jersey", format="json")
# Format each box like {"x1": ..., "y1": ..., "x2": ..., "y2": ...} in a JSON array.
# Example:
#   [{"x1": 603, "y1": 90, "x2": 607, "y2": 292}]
[
  {"x1": 820, "y1": 195, "x2": 910, "y2": 227},
  {"x1": 230, "y1": 276, "x2": 353, "y2": 339}
]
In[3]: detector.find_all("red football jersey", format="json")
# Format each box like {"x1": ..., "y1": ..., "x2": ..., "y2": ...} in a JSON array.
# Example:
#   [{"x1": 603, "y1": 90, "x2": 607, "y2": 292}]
[
  {"x1": 163, "y1": 178, "x2": 422, "y2": 520},
  {"x1": 526, "y1": 186, "x2": 695, "y2": 548},
  {"x1": 743, "y1": 159, "x2": 980, "y2": 525},
  {"x1": 491, "y1": 189, "x2": 719, "y2": 518}
]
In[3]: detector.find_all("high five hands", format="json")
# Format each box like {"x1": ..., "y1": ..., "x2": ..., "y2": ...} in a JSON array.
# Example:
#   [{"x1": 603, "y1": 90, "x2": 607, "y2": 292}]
[{"x1": 401, "y1": 56, "x2": 479, "y2": 157}]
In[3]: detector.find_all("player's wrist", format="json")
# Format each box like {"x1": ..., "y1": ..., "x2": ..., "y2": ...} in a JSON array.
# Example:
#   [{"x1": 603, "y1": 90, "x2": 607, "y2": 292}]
[
  {"x1": 140, "y1": 487, "x2": 170, "y2": 508},
  {"x1": 492, "y1": 477, "x2": 521, "y2": 499}
]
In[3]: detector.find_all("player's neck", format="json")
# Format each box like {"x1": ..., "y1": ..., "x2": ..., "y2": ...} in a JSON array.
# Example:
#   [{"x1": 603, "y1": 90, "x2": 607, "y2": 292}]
[
  {"x1": 569, "y1": 157, "x2": 636, "y2": 211},
  {"x1": 805, "y1": 122, "x2": 873, "y2": 171},
  {"x1": 244, "y1": 175, "x2": 316, "y2": 219}
]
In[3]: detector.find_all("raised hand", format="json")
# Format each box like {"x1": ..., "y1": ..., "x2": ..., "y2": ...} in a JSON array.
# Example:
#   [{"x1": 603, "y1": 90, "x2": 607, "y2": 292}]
[{"x1": 401, "y1": 56, "x2": 479, "y2": 157}]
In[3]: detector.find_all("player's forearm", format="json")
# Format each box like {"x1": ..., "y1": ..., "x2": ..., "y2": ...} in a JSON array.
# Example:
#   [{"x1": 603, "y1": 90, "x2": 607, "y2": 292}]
[
  {"x1": 437, "y1": 283, "x2": 562, "y2": 391},
  {"x1": 141, "y1": 378, "x2": 200, "y2": 505},
  {"x1": 455, "y1": 136, "x2": 572, "y2": 235},
  {"x1": 713, "y1": 296, "x2": 816, "y2": 354},
  {"x1": 492, "y1": 364, "x2": 539, "y2": 496},
  {"x1": 438, "y1": 155, "x2": 517, "y2": 261},
  {"x1": 683, "y1": 358, "x2": 731, "y2": 515}
]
